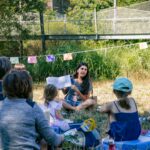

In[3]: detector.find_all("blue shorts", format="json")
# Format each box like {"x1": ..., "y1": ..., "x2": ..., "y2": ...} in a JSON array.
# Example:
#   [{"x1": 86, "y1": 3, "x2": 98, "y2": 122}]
[{"x1": 66, "y1": 99, "x2": 81, "y2": 106}]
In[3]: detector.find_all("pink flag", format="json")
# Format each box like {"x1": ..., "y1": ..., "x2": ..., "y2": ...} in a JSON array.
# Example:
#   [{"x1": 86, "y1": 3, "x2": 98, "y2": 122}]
[
  {"x1": 63, "y1": 53, "x2": 73, "y2": 61},
  {"x1": 28, "y1": 56, "x2": 37, "y2": 64}
]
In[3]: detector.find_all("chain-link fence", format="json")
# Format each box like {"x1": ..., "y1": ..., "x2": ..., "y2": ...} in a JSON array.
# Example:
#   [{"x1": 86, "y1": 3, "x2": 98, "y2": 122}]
[{"x1": 17, "y1": 1, "x2": 150, "y2": 36}]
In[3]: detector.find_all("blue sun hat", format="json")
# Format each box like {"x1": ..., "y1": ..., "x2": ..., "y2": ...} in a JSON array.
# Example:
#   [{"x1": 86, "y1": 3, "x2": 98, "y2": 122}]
[{"x1": 113, "y1": 77, "x2": 133, "y2": 92}]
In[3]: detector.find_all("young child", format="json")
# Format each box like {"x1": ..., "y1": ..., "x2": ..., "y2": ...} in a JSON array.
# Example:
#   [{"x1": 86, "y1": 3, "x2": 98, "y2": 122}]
[
  {"x1": 40, "y1": 84, "x2": 71, "y2": 132},
  {"x1": 98, "y1": 77, "x2": 141, "y2": 141},
  {"x1": 40, "y1": 84, "x2": 101, "y2": 148},
  {"x1": 0, "y1": 56, "x2": 12, "y2": 100},
  {"x1": 0, "y1": 70, "x2": 64, "y2": 149}
]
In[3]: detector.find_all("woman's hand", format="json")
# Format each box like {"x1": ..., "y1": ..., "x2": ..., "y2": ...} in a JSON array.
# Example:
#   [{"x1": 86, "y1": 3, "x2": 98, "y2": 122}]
[
  {"x1": 62, "y1": 87, "x2": 69, "y2": 95},
  {"x1": 71, "y1": 85, "x2": 89, "y2": 101},
  {"x1": 71, "y1": 85, "x2": 79, "y2": 93}
]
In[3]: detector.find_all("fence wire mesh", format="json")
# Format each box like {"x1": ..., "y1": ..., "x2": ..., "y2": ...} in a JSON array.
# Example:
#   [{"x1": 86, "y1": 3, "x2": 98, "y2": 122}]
[{"x1": 17, "y1": 1, "x2": 150, "y2": 36}]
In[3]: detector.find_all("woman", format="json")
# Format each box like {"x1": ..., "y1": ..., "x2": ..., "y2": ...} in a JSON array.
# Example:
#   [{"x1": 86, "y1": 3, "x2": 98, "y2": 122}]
[
  {"x1": 98, "y1": 77, "x2": 141, "y2": 141},
  {"x1": 0, "y1": 70, "x2": 64, "y2": 149},
  {"x1": 62, "y1": 62, "x2": 96, "y2": 111}
]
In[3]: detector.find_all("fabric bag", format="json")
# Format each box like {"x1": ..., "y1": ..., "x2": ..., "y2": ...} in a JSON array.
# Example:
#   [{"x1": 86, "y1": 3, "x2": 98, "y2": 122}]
[{"x1": 64, "y1": 118, "x2": 101, "y2": 148}]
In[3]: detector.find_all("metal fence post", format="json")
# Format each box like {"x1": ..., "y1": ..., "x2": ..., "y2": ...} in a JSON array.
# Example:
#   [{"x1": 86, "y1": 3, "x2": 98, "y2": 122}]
[
  {"x1": 113, "y1": 0, "x2": 117, "y2": 34},
  {"x1": 64, "y1": 14, "x2": 67, "y2": 34},
  {"x1": 94, "y1": 8, "x2": 98, "y2": 40}
]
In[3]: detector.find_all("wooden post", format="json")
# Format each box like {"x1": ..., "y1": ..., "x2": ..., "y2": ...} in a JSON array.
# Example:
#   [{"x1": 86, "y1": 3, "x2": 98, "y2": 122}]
[{"x1": 39, "y1": 12, "x2": 46, "y2": 53}]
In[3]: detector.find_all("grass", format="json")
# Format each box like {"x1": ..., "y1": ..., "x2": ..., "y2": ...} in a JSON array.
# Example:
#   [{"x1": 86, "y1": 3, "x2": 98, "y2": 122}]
[
  {"x1": 33, "y1": 79, "x2": 150, "y2": 148},
  {"x1": 33, "y1": 79, "x2": 150, "y2": 113}
]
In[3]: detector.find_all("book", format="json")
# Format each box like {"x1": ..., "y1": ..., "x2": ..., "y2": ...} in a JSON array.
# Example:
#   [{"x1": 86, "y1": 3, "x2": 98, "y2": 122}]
[{"x1": 46, "y1": 75, "x2": 71, "y2": 89}]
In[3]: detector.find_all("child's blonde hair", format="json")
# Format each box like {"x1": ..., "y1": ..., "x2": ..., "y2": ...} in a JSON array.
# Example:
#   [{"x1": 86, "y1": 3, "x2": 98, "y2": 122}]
[{"x1": 44, "y1": 84, "x2": 58, "y2": 105}]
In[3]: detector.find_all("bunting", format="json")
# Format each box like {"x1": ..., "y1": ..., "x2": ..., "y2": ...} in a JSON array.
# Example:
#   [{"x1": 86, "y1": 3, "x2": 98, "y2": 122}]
[
  {"x1": 28, "y1": 56, "x2": 37, "y2": 64},
  {"x1": 139, "y1": 42, "x2": 148, "y2": 49},
  {"x1": 46, "y1": 55, "x2": 56, "y2": 62},
  {"x1": 7, "y1": 42, "x2": 149, "y2": 65},
  {"x1": 10, "y1": 57, "x2": 19, "y2": 64},
  {"x1": 63, "y1": 53, "x2": 73, "y2": 61}
]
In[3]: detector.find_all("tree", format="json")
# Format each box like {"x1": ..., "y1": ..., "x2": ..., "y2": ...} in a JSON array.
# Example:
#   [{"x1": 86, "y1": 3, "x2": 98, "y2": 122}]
[
  {"x1": 68, "y1": 0, "x2": 113, "y2": 11},
  {"x1": 0, "y1": 0, "x2": 45, "y2": 38},
  {"x1": 68, "y1": 0, "x2": 148, "y2": 11}
]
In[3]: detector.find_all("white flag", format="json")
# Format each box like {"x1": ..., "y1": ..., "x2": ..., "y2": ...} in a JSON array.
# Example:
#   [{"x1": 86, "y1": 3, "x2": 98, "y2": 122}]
[
  {"x1": 139, "y1": 42, "x2": 148, "y2": 49},
  {"x1": 10, "y1": 57, "x2": 19, "y2": 64},
  {"x1": 63, "y1": 53, "x2": 73, "y2": 61}
]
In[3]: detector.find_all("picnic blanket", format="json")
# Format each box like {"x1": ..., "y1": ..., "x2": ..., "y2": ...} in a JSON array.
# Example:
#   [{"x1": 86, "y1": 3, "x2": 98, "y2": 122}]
[
  {"x1": 63, "y1": 118, "x2": 101, "y2": 148},
  {"x1": 102, "y1": 132, "x2": 150, "y2": 150}
]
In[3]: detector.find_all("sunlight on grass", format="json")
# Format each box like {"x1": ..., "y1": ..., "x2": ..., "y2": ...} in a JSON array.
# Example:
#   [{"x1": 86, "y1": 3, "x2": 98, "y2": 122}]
[{"x1": 33, "y1": 79, "x2": 150, "y2": 136}]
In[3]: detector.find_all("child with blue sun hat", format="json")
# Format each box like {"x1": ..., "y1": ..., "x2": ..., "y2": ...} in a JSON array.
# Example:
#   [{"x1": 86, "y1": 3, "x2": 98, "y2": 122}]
[
  {"x1": 113, "y1": 77, "x2": 133, "y2": 92},
  {"x1": 98, "y1": 77, "x2": 141, "y2": 141}
]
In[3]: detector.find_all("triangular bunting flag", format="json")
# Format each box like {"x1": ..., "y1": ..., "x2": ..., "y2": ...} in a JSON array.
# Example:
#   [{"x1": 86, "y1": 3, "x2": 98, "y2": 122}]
[
  {"x1": 28, "y1": 56, "x2": 37, "y2": 64},
  {"x1": 10, "y1": 57, "x2": 19, "y2": 64},
  {"x1": 63, "y1": 53, "x2": 73, "y2": 61},
  {"x1": 139, "y1": 42, "x2": 148, "y2": 49},
  {"x1": 46, "y1": 55, "x2": 56, "y2": 62}
]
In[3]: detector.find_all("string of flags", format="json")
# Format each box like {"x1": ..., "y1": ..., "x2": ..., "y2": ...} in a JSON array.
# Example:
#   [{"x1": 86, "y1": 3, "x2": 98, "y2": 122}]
[
  {"x1": 10, "y1": 53, "x2": 73, "y2": 64},
  {"x1": 9, "y1": 42, "x2": 149, "y2": 64}
]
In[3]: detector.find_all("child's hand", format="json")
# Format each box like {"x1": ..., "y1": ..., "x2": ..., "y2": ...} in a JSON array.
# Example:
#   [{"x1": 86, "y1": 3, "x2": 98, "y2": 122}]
[{"x1": 55, "y1": 110, "x2": 64, "y2": 120}]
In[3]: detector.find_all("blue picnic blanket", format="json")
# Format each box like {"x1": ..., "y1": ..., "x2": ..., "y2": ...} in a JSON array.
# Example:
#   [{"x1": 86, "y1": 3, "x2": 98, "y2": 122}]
[{"x1": 102, "y1": 134, "x2": 150, "y2": 150}]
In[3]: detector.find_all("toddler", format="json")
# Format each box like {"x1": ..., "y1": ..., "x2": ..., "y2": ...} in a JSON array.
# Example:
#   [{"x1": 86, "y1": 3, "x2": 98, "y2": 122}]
[{"x1": 40, "y1": 84, "x2": 71, "y2": 132}]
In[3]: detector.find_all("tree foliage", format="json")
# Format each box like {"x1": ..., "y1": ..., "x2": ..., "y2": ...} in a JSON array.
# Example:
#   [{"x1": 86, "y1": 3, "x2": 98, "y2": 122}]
[
  {"x1": 117, "y1": 0, "x2": 149, "y2": 6},
  {"x1": 68, "y1": 0, "x2": 148, "y2": 11},
  {"x1": 0, "y1": 0, "x2": 45, "y2": 37}
]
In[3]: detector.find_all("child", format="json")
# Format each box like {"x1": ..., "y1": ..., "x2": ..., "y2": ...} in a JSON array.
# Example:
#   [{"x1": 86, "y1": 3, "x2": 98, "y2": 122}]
[
  {"x1": 98, "y1": 77, "x2": 141, "y2": 141},
  {"x1": 40, "y1": 84, "x2": 101, "y2": 148},
  {"x1": 40, "y1": 84, "x2": 71, "y2": 132},
  {"x1": 0, "y1": 56, "x2": 11, "y2": 100},
  {"x1": 0, "y1": 70, "x2": 64, "y2": 149}
]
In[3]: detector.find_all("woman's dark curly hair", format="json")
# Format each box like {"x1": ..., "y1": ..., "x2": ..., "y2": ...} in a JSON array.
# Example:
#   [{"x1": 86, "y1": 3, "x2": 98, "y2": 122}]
[{"x1": 73, "y1": 62, "x2": 91, "y2": 94}]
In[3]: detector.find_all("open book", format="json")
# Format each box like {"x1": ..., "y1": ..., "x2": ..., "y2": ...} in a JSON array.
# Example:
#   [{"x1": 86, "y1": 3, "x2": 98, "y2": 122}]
[{"x1": 46, "y1": 75, "x2": 71, "y2": 89}]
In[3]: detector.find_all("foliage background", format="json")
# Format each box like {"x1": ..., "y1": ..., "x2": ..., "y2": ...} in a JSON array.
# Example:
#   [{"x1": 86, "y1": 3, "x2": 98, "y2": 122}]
[
  {"x1": 1, "y1": 1, "x2": 150, "y2": 148},
  {"x1": 0, "y1": 0, "x2": 150, "y2": 81}
]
